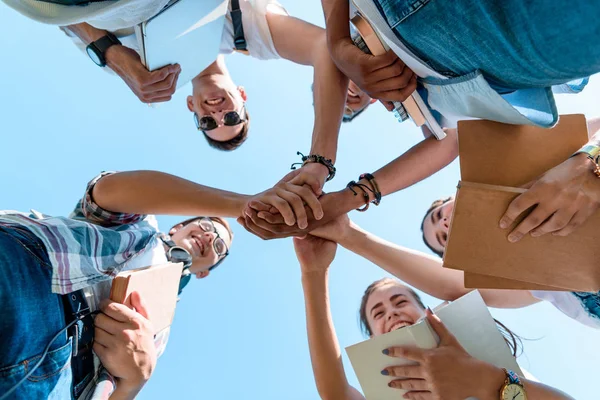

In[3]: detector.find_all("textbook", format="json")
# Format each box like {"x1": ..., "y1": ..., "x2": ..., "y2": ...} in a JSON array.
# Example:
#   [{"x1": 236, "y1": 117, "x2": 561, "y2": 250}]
[
  {"x1": 110, "y1": 262, "x2": 184, "y2": 334},
  {"x1": 345, "y1": 291, "x2": 522, "y2": 400},
  {"x1": 442, "y1": 114, "x2": 600, "y2": 291},
  {"x1": 349, "y1": 10, "x2": 446, "y2": 140},
  {"x1": 135, "y1": 0, "x2": 229, "y2": 89}
]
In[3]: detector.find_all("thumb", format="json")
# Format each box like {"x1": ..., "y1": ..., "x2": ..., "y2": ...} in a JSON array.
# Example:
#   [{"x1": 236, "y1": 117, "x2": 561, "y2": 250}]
[
  {"x1": 425, "y1": 308, "x2": 459, "y2": 347},
  {"x1": 130, "y1": 291, "x2": 151, "y2": 321},
  {"x1": 279, "y1": 169, "x2": 302, "y2": 184}
]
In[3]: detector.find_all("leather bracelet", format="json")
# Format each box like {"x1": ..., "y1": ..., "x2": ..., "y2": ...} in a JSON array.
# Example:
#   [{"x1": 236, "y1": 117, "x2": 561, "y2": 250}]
[
  {"x1": 291, "y1": 152, "x2": 336, "y2": 182},
  {"x1": 359, "y1": 173, "x2": 382, "y2": 205},
  {"x1": 347, "y1": 181, "x2": 373, "y2": 212}
]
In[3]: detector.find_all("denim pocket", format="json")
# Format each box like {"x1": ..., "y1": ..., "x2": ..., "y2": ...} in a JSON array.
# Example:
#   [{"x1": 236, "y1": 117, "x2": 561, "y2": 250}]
[
  {"x1": 0, "y1": 338, "x2": 72, "y2": 398},
  {"x1": 376, "y1": 0, "x2": 431, "y2": 29}
]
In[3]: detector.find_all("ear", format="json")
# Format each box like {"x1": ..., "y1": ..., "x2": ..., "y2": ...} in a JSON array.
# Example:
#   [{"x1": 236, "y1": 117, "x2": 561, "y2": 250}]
[
  {"x1": 186, "y1": 95, "x2": 195, "y2": 112},
  {"x1": 170, "y1": 223, "x2": 184, "y2": 235},
  {"x1": 237, "y1": 86, "x2": 247, "y2": 102},
  {"x1": 197, "y1": 270, "x2": 210, "y2": 279},
  {"x1": 369, "y1": 98, "x2": 377, "y2": 104}
]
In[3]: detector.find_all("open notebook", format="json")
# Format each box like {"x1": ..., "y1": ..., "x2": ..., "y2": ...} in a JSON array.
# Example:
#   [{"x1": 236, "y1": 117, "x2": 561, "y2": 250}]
[
  {"x1": 135, "y1": 0, "x2": 229, "y2": 89},
  {"x1": 346, "y1": 291, "x2": 521, "y2": 400}
]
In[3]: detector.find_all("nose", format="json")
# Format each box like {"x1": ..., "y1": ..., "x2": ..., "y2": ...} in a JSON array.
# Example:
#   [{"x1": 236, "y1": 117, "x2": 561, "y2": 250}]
[
  {"x1": 442, "y1": 216, "x2": 450, "y2": 230},
  {"x1": 386, "y1": 310, "x2": 399, "y2": 320}
]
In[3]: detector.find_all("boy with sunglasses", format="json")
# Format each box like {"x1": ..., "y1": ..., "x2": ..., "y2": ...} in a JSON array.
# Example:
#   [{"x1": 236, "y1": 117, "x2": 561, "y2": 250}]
[{"x1": 0, "y1": 169, "x2": 246, "y2": 399}]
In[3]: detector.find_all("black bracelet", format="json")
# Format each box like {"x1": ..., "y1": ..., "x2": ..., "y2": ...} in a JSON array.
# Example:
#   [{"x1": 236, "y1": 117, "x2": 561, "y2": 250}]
[
  {"x1": 360, "y1": 173, "x2": 382, "y2": 205},
  {"x1": 290, "y1": 152, "x2": 336, "y2": 182},
  {"x1": 347, "y1": 181, "x2": 373, "y2": 212}
]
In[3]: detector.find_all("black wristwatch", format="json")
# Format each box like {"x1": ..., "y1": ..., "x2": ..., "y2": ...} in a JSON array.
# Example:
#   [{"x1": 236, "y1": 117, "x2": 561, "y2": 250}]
[{"x1": 86, "y1": 32, "x2": 121, "y2": 67}]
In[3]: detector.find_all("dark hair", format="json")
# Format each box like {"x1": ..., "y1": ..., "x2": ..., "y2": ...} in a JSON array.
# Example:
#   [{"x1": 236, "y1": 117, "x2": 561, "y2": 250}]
[
  {"x1": 202, "y1": 110, "x2": 250, "y2": 151},
  {"x1": 171, "y1": 216, "x2": 234, "y2": 242},
  {"x1": 420, "y1": 196, "x2": 454, "y2": 257},
  {"x1": 358, "y1": 278, "x2": 522, "y2": 357}
]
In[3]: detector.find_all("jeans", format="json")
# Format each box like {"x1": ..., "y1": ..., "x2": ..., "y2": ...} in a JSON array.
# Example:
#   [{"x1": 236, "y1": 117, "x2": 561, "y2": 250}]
[
  {"x1": 0, "y1": 225, "x2": 72, "y2": 399},
  {"x1": 375, "y1": 0, "x2": 600, "y2": 91},
  {"x1": 573, "y1": 291, "x2": 600, "y2": 323}
]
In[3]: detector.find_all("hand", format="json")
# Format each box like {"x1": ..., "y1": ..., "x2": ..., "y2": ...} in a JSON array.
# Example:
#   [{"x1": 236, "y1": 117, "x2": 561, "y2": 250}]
[
  {"x1": 105, "y1": 45, "x2": 181, "y2": 103},
  {"x1": 243, "y1": 169, "x2": 324, "y2": 230},
  {"x1": 93, "y1": 292, "x2": 157, "y2": 394},
  {"x1": 499, "y1": 154, "x2": 600, "y2": 241},
  {"x1": 309, "y1": 213, "x2": 352, "y2": 243},
  {"x1": 289, "y1": 162, "x2": 330, "y2": 196},
  {"x1": 330, "y1": 38, "x2": 417, "y2": 102},
  {"x1": 238, "y1": 190, "x2": 353, "y2": 240},
  {"x1": 293, "y1": 235, "x2": 337, "y2": 274},
  {"x1": 382, "y1": 309, "x2": 505, "y2": 400}
]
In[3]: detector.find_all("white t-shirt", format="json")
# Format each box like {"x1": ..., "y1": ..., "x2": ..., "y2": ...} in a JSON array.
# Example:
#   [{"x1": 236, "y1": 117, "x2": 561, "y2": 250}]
[
  {"x1": 64, "y1": 0, "x2": 286, "y2": 70},
  {"x1": 2, "y1": 0, "x2": 171, "y2": 31},
  {"x1": 531, "y1": 290, "x2": 600, "y2": 329}
]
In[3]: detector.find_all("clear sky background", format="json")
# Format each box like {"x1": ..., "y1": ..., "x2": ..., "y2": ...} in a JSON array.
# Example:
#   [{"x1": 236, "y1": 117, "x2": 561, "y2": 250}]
[{"x1": 1, "y1": 2, "x2": 599, "y2": 399}]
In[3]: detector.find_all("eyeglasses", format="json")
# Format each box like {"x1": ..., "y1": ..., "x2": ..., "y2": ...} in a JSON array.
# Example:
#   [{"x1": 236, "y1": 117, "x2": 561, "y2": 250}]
[
  {"x1": 194, "y1": 105, "x2": 247, "y2": 131},
  {"x1": 196, "y1": 217, "x2": 230, "y2": 271},
  {"x1": 343, "y1": 104, "x2": 368, "y2": 122}
]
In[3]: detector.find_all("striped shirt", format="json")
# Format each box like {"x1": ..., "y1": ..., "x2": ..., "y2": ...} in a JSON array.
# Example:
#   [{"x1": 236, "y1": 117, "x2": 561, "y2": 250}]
[{"x1": 0, "y1": 172, "x2": 171, "y2": 399}]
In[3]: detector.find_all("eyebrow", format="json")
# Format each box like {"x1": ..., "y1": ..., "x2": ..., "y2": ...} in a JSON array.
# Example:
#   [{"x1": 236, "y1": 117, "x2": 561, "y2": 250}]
[{"x1": 369, "y1": 294, "x2": 408, "y2": 316}]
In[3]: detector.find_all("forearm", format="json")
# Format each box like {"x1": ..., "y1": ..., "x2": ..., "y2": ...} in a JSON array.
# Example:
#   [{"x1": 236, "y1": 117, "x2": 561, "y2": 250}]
[
  {"x1": 301, "y1": 271, "x2": 363, "y2": 400},
  {"x1": 310, "y1": 37, "x2": 348, "y2": 162},
  {"x1": 92, "y1": 171, "x2": 248, "y2": 218},
  {"x1": 320, "y1": 0, "x2": 351, "y2": 47},
  {"x1": 62, "y1": 22, "x2": 108, "y2": 45},
  {"x1": 108, "y1": 380, "x2": 143, "y2": 400},
  {"x1": 371, "y1": 128, "x2": 458, "y2": 197},
  {"x1": 339, "y1": 225, "x2": 468, "y2": 300},
  {"x1": 522, "y1": 379, "x2": 576, "y2": 400},
  {"x1": 586, "y1": 116, "x2": 600, "y2": 142}
]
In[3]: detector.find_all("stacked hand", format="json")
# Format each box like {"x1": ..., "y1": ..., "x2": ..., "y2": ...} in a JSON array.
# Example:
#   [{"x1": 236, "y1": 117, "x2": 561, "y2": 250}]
[
  {"x1": 381, "y1": 309, "x2": 505, "y2": 400},
  {"x1": 105, "y1": 45, "x2": 181, "y2": 103},
  {"x1": 93, "y1": 291, "x2": 157, "y2": 398}
]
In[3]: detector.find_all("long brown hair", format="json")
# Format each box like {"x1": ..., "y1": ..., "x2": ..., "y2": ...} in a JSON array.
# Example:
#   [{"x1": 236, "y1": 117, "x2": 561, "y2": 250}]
[
  {"x1": 358, "y1": 278, "x2": 522, "y2": 357},
  {"x1": 420, "y1": 196, "x2": 453, "y2": 257}
]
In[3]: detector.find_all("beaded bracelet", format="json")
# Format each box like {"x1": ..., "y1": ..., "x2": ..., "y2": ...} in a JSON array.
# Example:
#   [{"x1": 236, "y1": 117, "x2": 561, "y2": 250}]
[{"x1": 290, "y1": 152, "x2": 336, "y2": 182}]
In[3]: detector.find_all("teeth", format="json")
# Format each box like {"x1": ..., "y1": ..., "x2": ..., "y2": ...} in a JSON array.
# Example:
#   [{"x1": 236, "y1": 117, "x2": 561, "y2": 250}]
[
  {"x1": 389, "y1": 322, "x2": 410, "y2": 332},
  {"x1": 206, "y1": 98, "x2": 224, "y2": 105}
]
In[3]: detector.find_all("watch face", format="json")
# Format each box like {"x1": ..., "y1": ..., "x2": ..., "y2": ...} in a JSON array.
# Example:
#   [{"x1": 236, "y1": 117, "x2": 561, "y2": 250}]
[
  {"x1": 502, "y1": 383, "x2": 527, "y2": 400},
  {"x1": 86, "y1": 46, "x2": 104, "y2": 67}
]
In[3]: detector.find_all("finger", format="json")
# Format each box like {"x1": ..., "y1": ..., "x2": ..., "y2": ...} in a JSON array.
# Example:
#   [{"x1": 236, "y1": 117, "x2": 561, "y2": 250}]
[
  {"x1": 144, "y1": 95, "x2": 173, "y2": 103},
  {"x1": 368, "y1": 56, "x2": 406, "y2": 83},
  {"x1": 530, "y1": 208, "x2": 575, "y2": 237},
  {"x1": 289, "y1": 173, "x2": 323, "y2": 196},
  {"x1": 250, "y1": 210, "x2": 304, "y2": 237},
  {"x1": 507, "y1": 205, "x2": 553, "y2": 243},
  {"x1": 499, "y1": 191, "x2": 538, "y2": 230},
  {"x1": 553, "y1": 209, "x2": 593, "y2": 237},
  {"x1": 93, "y1": 342, "x2": 107, "y2": 358},
  {"x1": 379, "y1": 100, "x2": 395, "y2": 112},
  {"x1": 93, "y1": 325, "x2": 115, "y2": 348},
  {"x1": 244, "y1": 215, "x2": 278, "y2": 240},
  {"x1": 370, "y1": 50, "x2": 404, "y2": 72},
  {"x1": 130, "y1": 291, "x2": 151, "y2": 321},
  {"x1": 145, "y1": 66, "x2": 172, "y2": 86},
  {"x1": 277, "y1": 189, "x2": 308, "y2": 229},
  {"x1": 285, "y1": 183, "x2": 324, "y2": 220},
  {"x1": 368, "y1": 69, "x2": 415, "y2": 94},
  {"x1": 370, "y1": 75, "x2": 417, "y2": 102},
  {"x1": 403, "y1": 391, "x2": 433, "y2": 400},
  {"x1": 93, "y1": 311, "x2": 124, "y2": 335},
  {"x1": 145, "y1": 71, "x2": 178, "y2": 93},
  {"x1": 257, "y1": 211, "x2": 285, "y2": 224},
  {"x1": 278, "y1": 168, "x2": 302, "y2": 184},
  {"x1": 100, "y1": 301, "x2": 139, "y2": 323},
  {"x1": 384, "y1": 346, "x2": 426, "y2": 362},
  {"x1": 248, "y1": 200, "x2": 273, "y2": 212},
  {"x1": 424, "y1": 308, "x2": 460, "y2": 347},
  {"x1": 382, "y1": 364, "x2": 424, "y2": 379},
  {"x1": 262, "y1": 196, "x2": 296, "y2": 226},
  {"x1": 388, "y1": 379, "x2": 429, "y2": 391}
]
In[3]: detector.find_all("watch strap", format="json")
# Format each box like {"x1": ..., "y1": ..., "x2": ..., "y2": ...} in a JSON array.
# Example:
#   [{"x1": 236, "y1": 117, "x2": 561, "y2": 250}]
[
  {"x1": 572, "y1": 144, "x2": 600, "y2": 160},
  {"x1": 502, "y1": 369, "x2": 522, "y2": 385},
  {"x1": 92, "y1": 32, "x2": 121, "y2": 54},
  {"x1": 230, "y1": 0, "x2": 248, "y2": 54}
]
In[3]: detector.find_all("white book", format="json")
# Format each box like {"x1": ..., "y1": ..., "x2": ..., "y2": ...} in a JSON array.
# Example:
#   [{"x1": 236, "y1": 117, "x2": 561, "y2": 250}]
[
  {"x1": 345, "y1": 291, "x2": 522, "y2": 400},
  {"x1": 134, "y1": 0, "x2": 229, "y2": 90}
]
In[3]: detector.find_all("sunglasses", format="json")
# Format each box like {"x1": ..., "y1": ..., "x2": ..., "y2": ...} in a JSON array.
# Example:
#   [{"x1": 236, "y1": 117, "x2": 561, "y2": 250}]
[
  {"x1": 343, "y1": 103, "x2": 368, "y2": 122},
  {"x1": 194, "y1": 105, "x2": 246, "y2": 131}
]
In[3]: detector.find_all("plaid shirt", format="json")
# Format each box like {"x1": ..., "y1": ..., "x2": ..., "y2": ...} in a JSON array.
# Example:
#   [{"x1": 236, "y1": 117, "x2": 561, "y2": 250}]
[{"x1": 0, "y1": 172, "x2": 170, "y2": 400}]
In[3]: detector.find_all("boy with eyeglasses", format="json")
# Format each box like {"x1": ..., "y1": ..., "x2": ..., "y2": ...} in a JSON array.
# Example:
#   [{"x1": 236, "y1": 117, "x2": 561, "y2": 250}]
[{"x1": 0, "y1": 169, "x2": 268, "y2": 399}]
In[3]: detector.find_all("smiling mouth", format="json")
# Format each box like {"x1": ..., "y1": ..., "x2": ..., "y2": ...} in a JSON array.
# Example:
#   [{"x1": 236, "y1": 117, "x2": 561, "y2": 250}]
[
  {"x1": 388, "y1": 321, "x2": 412, "y2": 333},
  {"x1": 205, "y1": 97, "x2": 225, "y2": 106},
  {"x1": 193, "y1": 237, "x2": 205, "y2": 257},
  {"x1": 347, "y1": 89, "x2": 359, "y2": 98}
]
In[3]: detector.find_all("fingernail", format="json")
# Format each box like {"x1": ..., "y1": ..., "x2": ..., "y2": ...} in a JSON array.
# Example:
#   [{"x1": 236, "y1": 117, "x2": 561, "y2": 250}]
[
  {"x1": 382, "y1": 349, "x2": 389, "y2": 355},
  {"x1": 499, "y1": 220, "x2": 508, "y2": 229},
  {"x1": 380, "y1": 369, "x2": 389, "y2": 376},
  {"x1": 530, "y1": 231, "x2": 540, "y2": 237},
  {"x1": 508, "y1": 234, "x2": 519, "y2": 243},
  {"x1": 426, "y1": 306, "x2": 433, "y2": 315}
]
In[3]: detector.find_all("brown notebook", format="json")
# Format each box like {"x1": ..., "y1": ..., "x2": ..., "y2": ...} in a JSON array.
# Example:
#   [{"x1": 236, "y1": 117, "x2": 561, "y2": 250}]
[
  {"x1": 110, "y1": 262, "x2": 184, "y2": 334},
  {"x1": 443, "y1": 114, "x2": 598, "y2": 291}
]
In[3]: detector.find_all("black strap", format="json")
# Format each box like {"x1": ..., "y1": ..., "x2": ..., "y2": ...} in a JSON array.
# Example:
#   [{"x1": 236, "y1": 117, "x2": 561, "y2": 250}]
[
  {"x1": 62, "y1": 290, "x2": 95, "y2": 398},
  {"x1": 230, "y1": 0, "x2": 248, "y2": 52}
]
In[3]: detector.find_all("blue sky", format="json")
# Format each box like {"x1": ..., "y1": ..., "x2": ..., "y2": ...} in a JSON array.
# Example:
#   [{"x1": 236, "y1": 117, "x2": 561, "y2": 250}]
[{"x1": 1, "y1": 2, "x2": 599, "y2": 399}]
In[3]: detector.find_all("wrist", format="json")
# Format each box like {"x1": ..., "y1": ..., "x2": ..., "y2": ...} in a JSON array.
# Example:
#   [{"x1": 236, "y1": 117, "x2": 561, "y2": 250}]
[
  {"x1": 110, "y1": 379, "x2": 145, "y2": 400},
  {"x1": 337, "y1": 222, "x2": 364, "y2": 249},
  {"x1": 474, "y1": 362, "x2": 506, "y2": 400},
  {"x1": 105, "y1": 44, "x2": 126, "y2": 71}
]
